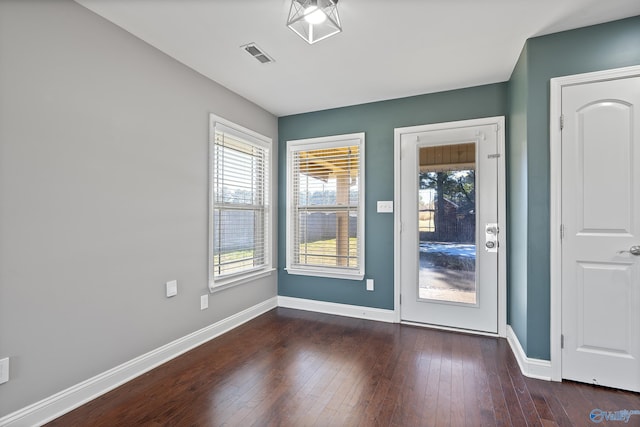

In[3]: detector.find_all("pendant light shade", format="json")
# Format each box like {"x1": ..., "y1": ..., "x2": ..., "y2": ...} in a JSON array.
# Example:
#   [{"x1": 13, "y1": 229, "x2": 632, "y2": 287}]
[{"x1": 287, "y1": 0, "x2": 341, "y2": 44}]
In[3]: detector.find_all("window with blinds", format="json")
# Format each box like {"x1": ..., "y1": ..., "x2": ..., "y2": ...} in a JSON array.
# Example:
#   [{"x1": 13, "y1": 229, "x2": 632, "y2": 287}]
[
  {"x1": 209, "y1": 116, "x2": 271, "y2": 289},
  {"x1": 286, "y1": 133, "x2": 365, "y2": 280}
]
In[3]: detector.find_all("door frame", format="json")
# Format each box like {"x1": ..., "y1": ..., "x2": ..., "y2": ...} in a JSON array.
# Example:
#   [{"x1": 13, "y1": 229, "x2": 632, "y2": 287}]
[
  {"x1": 393, "y1": 116, "x2": 507, "y2": 337},
  {"x1": 549, "y1": 64, "x2": 640, "y2": 382}
]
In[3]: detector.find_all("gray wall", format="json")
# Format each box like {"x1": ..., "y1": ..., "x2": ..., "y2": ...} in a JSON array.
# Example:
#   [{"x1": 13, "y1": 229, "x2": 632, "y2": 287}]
[
  {"x1": 278, "y1": 84, "x2": 508, "y2": 309},
  {"x1": 0, "y1": 0, "x2": 278, "y2": 416},
  {"x1": 507, "y1": 15, "x2": 640, "y2": 360}
]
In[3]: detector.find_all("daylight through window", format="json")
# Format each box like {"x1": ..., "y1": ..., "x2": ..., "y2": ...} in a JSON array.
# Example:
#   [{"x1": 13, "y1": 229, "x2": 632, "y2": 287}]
[
  {"x1": 287, "y1": 133, "x2": 365, "y2": 280},
  {"x1": 210, "y1": 118, "x2": 270, "y2": 288}
]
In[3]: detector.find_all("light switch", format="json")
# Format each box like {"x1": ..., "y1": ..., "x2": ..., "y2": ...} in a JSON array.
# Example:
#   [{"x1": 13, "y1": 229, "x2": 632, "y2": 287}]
[
  {"x1": 166, "y1": 280, "x2": 177, "y2": 297},
  {"x1": 377, "y1": 201, "x2": 393, "y2": 213}
]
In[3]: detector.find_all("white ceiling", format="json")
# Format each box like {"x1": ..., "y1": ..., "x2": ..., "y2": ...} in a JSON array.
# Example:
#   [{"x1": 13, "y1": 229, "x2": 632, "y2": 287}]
[{"x1": 76, "y1": 0, "x2": 640, "y2": 117}]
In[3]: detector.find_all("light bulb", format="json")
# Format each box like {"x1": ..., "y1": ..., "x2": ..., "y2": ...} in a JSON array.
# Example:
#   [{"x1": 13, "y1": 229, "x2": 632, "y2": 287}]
[{"x1": 304, "y1": 5, "x2": 327, "y2": 25}]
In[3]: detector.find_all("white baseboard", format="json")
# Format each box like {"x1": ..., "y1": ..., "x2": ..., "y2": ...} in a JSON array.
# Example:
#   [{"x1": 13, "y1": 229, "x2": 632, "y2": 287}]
[
  {"x1": 506, "y1": 325, "x2": 552, "y2": 381},
  {"x1": 0, "y1": 297, "x2": 278, "y2": 427},
  {"x1": 277, "y1": 296, "x2": 396, "y2": 323}
]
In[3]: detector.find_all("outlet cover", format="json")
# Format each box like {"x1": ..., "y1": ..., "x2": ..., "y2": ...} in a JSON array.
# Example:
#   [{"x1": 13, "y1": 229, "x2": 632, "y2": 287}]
[
  {"x1": 366, "y1": 279, "x2": 374, "y2": 291},
  {"x1": 200, "y1": 295, "x2": 209, "y2": 310},
  {"x1": 377, "y1": 201, "x2": 393, "y2": 213},
  {"x1": 166, "y1": 280, "x2": 178, "y2": 297},
  {"x1": 0, "y1": 357, "x2": 9, "y2": 384}
]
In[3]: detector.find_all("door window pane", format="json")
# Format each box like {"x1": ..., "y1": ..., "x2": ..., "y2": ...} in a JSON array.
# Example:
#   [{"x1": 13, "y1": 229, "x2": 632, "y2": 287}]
[{"x1": 418, "y1": 143, "x2": 477, "y2": 304}]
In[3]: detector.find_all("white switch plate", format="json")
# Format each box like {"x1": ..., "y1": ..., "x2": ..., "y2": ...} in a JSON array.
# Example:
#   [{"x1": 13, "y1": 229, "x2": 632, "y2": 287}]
[
  {"x1": 166, "y1": 280, "x2": 177, "y2": 297},
  {"x1": 377, "y1": 201, "x2": 393, "y2": 213},
  {"x1": 366, "y1": 279, "x2": 374, "y2": 291},
  {"x1": 200, "y1": 295, "x2": 209, "y2": 310},
  {"x1": 0, "y1": 357, "x2": 9, "y2": 384}
]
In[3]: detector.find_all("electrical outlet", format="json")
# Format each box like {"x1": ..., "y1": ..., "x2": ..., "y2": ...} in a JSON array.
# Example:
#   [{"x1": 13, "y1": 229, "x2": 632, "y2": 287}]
[
  {"x1": 200, "y1": 295, "x2": 209, "y2": 310},
  {"x1": 166, "y1": 280, "x2": 177, "y2": 297},
  {"x1": 366, "y1": 279, "x2": 374, "y2": 291},
  {"x1": 0, "y1": 357, "x2": 9, "y2": 384}
]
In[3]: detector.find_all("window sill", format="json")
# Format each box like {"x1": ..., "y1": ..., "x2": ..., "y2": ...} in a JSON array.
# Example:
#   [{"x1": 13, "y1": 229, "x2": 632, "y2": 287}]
[
  {"x1": 285, "y1": 267, "x2": 364, "y2": 281},
  {"x1": 209, "y1": 267, "x2": 276, "y2": 294}
]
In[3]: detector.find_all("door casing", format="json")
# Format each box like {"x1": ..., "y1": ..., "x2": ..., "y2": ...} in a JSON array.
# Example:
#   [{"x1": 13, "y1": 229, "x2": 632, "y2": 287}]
[
  {"x1": 549, "y1": 64, "x2": 640, "y2": 382},
  {"x1": 393, "y1": 116, "x2": 507, "y2": 337}
]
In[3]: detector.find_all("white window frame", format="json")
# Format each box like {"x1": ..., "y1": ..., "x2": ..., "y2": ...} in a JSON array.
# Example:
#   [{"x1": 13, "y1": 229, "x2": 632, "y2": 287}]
[
  {"x1": 209, "y1": 114, "x2": 273, "y2": 292},
  {"x1": 286, "y1": 132, "x2": 365, "y2": 280}
]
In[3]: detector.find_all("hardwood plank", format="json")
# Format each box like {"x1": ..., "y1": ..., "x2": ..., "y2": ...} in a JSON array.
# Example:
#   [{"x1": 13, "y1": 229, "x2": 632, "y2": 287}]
[
  {"x1": 481, "y1": 338, "x2": 512, "y2": 426},
  {"x1": 450, "y1": 332, "x2": 467, "y2": 427},
  {"x1": 394, "y1": 328, "x2": 432, "y2": 427},
  {"x1": 435, "y1": 332, "x2": 453, "y2": 426},
  {"x1": 526, "y1": 378, "x2": 575, "y2": 427},
  {"x1": 468, "y1": 335, "x2": 497, "y2": 427},
  {"x1": 458, "y1": 334, "x2": 476, "y2": 425},
  {"x1": 46, "y1": 308, "x2": 640, "y2": 427},
  {"x1": 502, "y1": 339, "x2": 543, "y2": 426},
  {"x1": 420, "y1": 329, "x2": 445, "y2": 427}
]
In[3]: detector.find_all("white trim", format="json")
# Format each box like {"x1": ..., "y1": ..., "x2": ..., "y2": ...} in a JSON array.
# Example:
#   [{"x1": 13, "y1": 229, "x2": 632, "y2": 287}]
[
  {"x1": 209, "y1": 114, "x2": 273, "y2": 149},
  {"x1": 208, "y1": 113, "x2": 274, "y2": 292},
  {"x1": 277, "y1": 296, "x2": 395, "y2": 323},
  {"x1": 285, "y1": 132, "x2": 366, "y2": 280},
  {"x1": 393, "y1": 131, "x2": 402, "y2": 323},
  {"x1": 393, "y1": 116, "x2": 507, "y2": 337},
  {"x1": 549, "y1": 75, "x2": 564, "y2": 383},
  {"x1": 0, "y1": 297, "x2": 278, "y2": 427},
  {"x1": 283, "y1": 267, "x2": 364, "y2": 281},
  {"x1": 506, "y1": 326, "x2": 552, "y2": 381},
  {"x1": 209, "y1": 268, "x2": 276, "y2": 293},
  {"x1": 549, "y1": 64, "x2": 640, "y2": 384}
]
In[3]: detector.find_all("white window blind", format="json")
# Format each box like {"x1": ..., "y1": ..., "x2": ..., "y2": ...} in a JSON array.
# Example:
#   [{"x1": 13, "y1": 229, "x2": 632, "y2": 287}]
[
  {"x1": 287, "y1": 133, "x2": 365, "y2": 280},
  {"x1": 210, "y1": 120, "x2": 270, "y2": 285}
]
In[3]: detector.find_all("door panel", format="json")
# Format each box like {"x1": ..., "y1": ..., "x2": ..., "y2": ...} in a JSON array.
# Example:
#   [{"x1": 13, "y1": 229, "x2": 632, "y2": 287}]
[
  {"x1": 400, "y1": 123, "x2": 500, "y2": 333},
  {"x1": 577, "y1": 262, "x2": 632, "y2": 354},
  {"x1": 561, "y1": 76, "x2": 640, "y2": 392},
  {"x1": 578, "y1": 101, "x2": 632, "y2": 233}
]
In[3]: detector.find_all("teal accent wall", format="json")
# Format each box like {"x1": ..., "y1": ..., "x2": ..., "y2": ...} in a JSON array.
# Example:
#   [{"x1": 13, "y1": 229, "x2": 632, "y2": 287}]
[
  {"x1": 507, "y1": 44, "x2": 529, "y2": 354},
  {"x1": 507, "y1": 15, "x2": 640, "y2": 360},
  {"x1": 277, "y1": 15, "x2": 640, "y2": 360},
  {"x1": 278, "y1": 84, "x2": 508, "y2": 309}
]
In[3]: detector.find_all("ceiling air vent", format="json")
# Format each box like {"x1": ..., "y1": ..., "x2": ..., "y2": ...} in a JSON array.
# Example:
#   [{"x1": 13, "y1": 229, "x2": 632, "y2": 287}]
[{"x1": 241, "y1": 43, "x2": 275, "y2": 64}]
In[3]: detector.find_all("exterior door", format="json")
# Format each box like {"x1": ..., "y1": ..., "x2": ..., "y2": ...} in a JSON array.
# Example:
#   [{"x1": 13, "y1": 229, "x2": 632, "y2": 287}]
[
  {"x1": 561, "y1": 75, "x2": 640, "y2": 392},
  {"x1": 398, "y1": 119, "x2": 503, "y2": 333}
]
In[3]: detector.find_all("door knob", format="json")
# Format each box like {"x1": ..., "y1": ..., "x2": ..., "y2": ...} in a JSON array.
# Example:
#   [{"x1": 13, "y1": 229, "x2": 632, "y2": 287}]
[{"x1": 618, "y1": 245, "x2": 640, "y2": 256}]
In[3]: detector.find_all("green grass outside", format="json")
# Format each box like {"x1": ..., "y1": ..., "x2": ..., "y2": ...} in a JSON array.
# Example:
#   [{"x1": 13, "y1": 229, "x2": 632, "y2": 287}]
[
  {"x1": 296, "y1": 237, "x2": 358, "y2": 267},
  {"x1": 214, "y1": 237, "x2": 358, "y2": 274}
]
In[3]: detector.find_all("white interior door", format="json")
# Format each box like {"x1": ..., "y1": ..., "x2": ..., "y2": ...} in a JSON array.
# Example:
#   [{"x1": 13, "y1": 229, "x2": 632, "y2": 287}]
[
  {"x1": 561, "y1": 75, "x2": 640, "y2": 392},
  {"x1": 398, "y1": 120, "x2": 502, "y2": 333}
]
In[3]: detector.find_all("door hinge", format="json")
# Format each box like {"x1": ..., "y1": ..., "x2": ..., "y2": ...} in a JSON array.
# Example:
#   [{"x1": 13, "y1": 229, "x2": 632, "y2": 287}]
[
  {"x1": 560, "y1": 224, "x2": 565, "y2": 239},
  {"x1": 561, "y1": 334, "x2": 564, "y2": 349},
  {"x1": 560, "y1": 115, "x2": 565, "y2": 130},
  {"x1": 399, "y1": 294, "x2": 402, "y2": 305}
]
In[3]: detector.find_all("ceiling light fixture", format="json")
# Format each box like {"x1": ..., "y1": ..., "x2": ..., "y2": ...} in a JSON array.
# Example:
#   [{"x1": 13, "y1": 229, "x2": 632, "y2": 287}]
[{"x1": 287, "y1": 0, "x2": 341, "y2": 44}]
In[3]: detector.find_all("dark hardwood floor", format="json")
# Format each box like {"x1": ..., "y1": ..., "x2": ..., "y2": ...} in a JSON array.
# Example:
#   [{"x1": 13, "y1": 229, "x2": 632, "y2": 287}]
[{"x1": 47, "y1": 308, "x2": 640, "y2": 426}]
